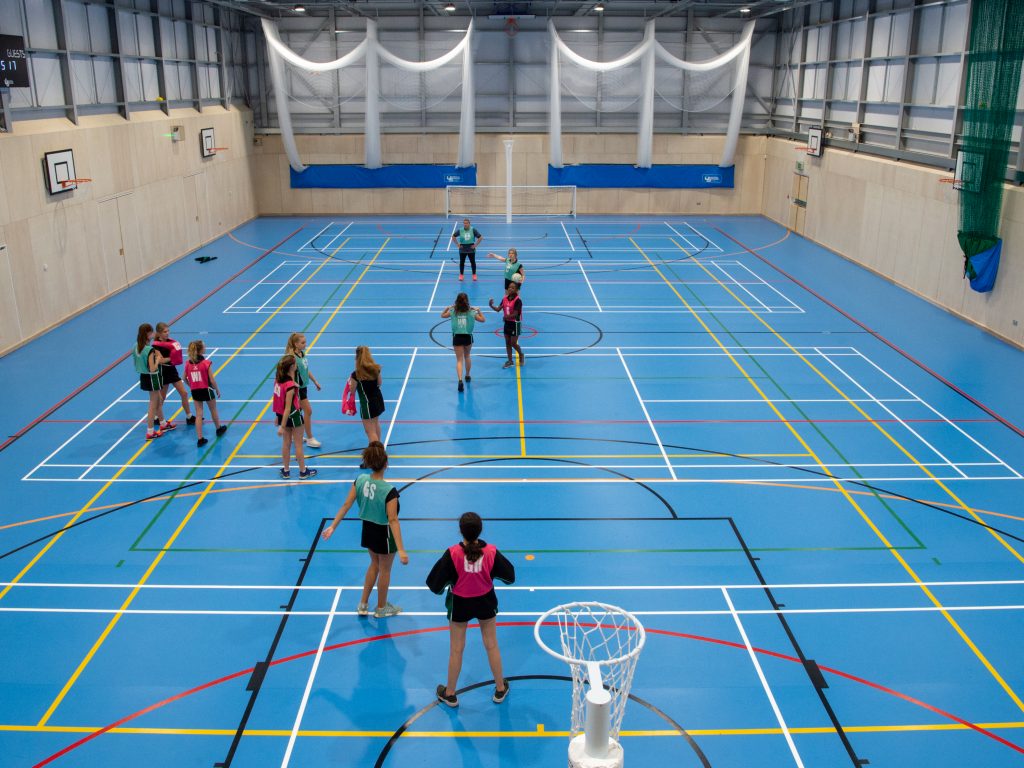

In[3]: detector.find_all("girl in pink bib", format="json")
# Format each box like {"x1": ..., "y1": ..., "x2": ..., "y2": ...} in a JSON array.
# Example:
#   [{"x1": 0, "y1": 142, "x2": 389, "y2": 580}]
[
  {"x1": 427, "y1": 512, "x2": 516, "y2": 707},
  {"x1": 184, "y1": 340, "x2": 227, "y2": 447}
]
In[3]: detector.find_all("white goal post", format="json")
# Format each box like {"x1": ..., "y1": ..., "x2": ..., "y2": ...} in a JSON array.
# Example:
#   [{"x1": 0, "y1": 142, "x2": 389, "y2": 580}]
[{"x1": 446, "y1": 185, "x2": 577, "y2": 218}]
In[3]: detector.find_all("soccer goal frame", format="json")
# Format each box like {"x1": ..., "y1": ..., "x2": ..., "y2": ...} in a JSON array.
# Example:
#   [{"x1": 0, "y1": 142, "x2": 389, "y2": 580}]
[{"x1": 446, "y1": 185, "x2": 577, "y2": 220}]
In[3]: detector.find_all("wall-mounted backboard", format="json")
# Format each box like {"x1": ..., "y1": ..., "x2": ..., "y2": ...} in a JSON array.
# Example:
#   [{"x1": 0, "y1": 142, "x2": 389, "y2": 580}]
[
  {"x1": 807, "y1": 126, "x2": 823, "y2": 158},
  {"x1": 200, "y1": 127, "x2": 215, "y2": 158},
  {"x1": 43, "y1": 149, "x2": 77, "y2": 194}
]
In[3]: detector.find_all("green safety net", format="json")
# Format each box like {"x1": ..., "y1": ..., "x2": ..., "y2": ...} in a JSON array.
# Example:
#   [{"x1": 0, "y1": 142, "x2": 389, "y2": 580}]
[{"x1": 958, "y1": 0, "x2": 1024, "y2": 289}]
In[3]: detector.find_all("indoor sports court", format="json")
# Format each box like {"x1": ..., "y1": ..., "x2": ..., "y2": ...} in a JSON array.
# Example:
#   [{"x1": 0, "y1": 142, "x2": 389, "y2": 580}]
[{"x1": 2, "y1": 2, "x2": 1024, "y2": 768}]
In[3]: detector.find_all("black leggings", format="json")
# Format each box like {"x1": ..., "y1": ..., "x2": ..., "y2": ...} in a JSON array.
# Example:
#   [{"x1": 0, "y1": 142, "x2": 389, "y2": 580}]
[{"x1": 459, "y1": 249, "x2": 477, "y2": 275}]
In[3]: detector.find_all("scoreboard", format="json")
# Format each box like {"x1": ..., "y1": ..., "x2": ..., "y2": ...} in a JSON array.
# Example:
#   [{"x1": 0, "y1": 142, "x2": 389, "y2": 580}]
[{"x1": 0, "y1": 34, "x2": 29, "y2": 89}]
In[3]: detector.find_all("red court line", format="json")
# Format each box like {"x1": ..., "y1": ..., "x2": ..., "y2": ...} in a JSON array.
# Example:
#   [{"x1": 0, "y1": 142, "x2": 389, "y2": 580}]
[
  {"x1": 0, "y1": 227, "x2": 305, "y2": 455},
  {"x1": 33, "y1": 622, "x2": 1023, "y2": 766},
  {"x1": 716, "y1": 227, "x2": 1024, "y2": 441}
]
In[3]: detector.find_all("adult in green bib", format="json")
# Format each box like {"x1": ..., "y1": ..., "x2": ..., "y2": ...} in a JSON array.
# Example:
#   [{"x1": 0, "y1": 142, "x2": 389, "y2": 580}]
[{"x1": 451, "y1": 218, "x2": 482, "y2": 282}]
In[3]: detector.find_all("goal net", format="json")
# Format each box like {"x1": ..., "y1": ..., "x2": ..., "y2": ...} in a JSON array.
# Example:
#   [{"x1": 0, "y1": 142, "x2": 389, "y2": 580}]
[{"x1": 446, "y1": 186, "x2": 577, "y2": 218}]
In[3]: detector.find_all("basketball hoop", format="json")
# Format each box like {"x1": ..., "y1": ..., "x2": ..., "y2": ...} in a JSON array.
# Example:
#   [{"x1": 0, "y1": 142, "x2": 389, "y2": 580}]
[
  {"x1": 535, "y1": 602, "x2": 645, "y2": 768},
  {"x1": 211, "y1": 147, "x2": 230, "y2": 154},
  {"x1": 59, "y1": 178, "x2": 92, "y2": 190},
  {"x1": 939, "y1": 177, "x2": 963, "y2": 191},
  {"x1": 792, "y1": 146, "x2": 811, "y2": 154},
  {"x1": 504, "y1": 17, "x2": 519, "y2": 37}
]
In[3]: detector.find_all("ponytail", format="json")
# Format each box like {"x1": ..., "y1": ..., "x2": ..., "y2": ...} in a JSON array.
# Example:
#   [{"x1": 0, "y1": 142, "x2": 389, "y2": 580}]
[
  {"x1": 362, "y1": 441, "x2": 388, "y2": 473},
  {"x1": 136, "y1": 323, "x2": 153, "y2": 354},
  {"x1": 459, "y1": 512, "x2": 484, "y2": 563},
  {"x1": 187, "y1": 340, "x2": 204, "y2": 363}
]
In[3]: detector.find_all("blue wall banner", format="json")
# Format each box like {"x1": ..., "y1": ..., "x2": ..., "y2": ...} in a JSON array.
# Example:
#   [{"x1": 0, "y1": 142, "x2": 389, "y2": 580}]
[
  {"x1": 291, "y1": 164, "x2": 477, "y2": 189},
  {"x1": 547, "y1": 164, "x2": 734, "y2": 189}
]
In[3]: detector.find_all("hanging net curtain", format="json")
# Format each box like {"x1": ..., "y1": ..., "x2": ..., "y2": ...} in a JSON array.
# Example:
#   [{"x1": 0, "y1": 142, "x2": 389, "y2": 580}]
[
  {"x1": 549, "y1": 20, "x2": 755, "y2": 169},
  {"x1": 262, "y1": 18, "x2": 475, "y2": 170}
]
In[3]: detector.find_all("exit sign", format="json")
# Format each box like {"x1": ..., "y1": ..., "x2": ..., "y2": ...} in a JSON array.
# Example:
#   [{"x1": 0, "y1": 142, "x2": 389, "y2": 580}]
[{"x1": 0, "y1": 34, "x2": 29, "y2": 88}]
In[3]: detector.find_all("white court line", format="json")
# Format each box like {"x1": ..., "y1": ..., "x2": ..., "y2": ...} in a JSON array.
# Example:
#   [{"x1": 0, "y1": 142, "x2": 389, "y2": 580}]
[
  {"x1": 561, "y1": 221, "x2": 576, "y2": 251},
  {"x1": 722, "y1": 587, "x2": 804, "y2": 768},
  {"x1": 226, "y1": 262, "x2": 288, "y2": 312},
  {"x1": 427, "y1": 261, "x2": 445, "y2": 312},
  {"x1": 384, "y1": 349, "x2": 417, "y2": 448},
  {"x1": 617, "y1": 348, "x2": 676, "y2": 480},
  {"x1": 220, "y1": 307, "x2": 804, "y2": 315},
  {"x1": 815, "y1": 349, "x2": 967, "y2": 479},
  {"x1": 75, "y1": 348, "x2": 222, "y2": 481},
  {"x1": 281, "y1": 587, "x2": 341, "y2": 768},
  {"x1": 664, "y1": 222, "x2": 697, "y2": 251},
  {"x1": 733, "y1": 262, "x2": 802, "y2": 311},
  {"x1": 578, "y1": 262, "x2": 601, "y2": 311},
  {"x1": 320, "y1": 222, "x2": 352, "y2": 252},
  {"x1": 256, "y1": 262, "x2": 312, "y2": 313},
  {"x1": 10, "y1": 578, "x2": 1024, "y2": 591},
  {"x1": 298, "y1": 220, "x2": 335, "y2": 252},
  {"x1": 854, "y1": 350, "x2": 1023, "y2": 479},
  {"x1": 713, "y1": 262, "x2": 771, "y2": 313},
  {"x1": 684, "y1": 221, "x2": 723, "y2": 252},
  {"x1": 23, "y1": 381, "x2": 141, "y2": 481},
  {"x1": 7, "y1": 603, "x2": 1024, "y2": 618}
]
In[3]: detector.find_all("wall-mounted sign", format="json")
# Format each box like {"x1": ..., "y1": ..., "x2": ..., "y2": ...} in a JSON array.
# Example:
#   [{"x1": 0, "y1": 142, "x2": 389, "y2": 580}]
[{"x1": 0, "y1": 34, "x2": 30, "y2": 89}]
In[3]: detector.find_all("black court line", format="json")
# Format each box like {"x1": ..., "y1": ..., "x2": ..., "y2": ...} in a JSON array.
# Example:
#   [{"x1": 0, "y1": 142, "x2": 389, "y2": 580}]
[
  {"x1": 6, "y1": 435, "x2": 1023, "y2": 561},
  {"x1": 374, "y1": 674, "x2": 711, "y2": 768},
  {"x1": 213, "y1": 517, "x2": 328, "y2": 768},
  {"x1": 428, "y1": 226, "x2": 443, "y2": 259}
]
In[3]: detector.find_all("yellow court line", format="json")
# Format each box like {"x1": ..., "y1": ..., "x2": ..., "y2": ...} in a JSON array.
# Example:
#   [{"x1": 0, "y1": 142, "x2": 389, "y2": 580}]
[
  {"x1": 515, "y1": 358, "x2": 527, "y2": 456},
  {"x1": 633, "y1": 236, "x2": 1024, "y2": 714},
  {"x1": 675, "y1": 236, "x2": 1024, "y2": 569},
  {"x1": 4, "y1": 720, "x2": 1024, "y2": 738},
  {"x1": 35, "y1": 237, "x2": 378, "y2": 727}
]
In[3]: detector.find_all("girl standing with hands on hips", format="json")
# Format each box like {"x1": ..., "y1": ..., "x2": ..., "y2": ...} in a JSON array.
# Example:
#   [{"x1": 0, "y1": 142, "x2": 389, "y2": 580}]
[
  {"x1": 427, "y1": 512, "x2": 515, "y2": 707},
  {"x1": 441, "y1": 293, "x2": 485, "y2": 392},
  {"x1": 322, "y1": 441, "x2": 407, "y2": 618}
]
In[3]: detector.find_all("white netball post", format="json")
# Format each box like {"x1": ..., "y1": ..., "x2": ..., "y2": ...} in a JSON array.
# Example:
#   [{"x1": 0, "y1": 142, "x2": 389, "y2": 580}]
[
  {"x1": 535, "y1": 602, "x2": 646, "y2": 768},
  {"x1": 504, "y1": 139, "x2": 514, "y2": 224}
]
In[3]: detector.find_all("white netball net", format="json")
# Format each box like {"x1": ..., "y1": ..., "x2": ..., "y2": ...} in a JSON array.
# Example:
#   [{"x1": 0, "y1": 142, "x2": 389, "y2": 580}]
[
  {"x1": 535, "y1": 602, "x2": 646, "y2": 741},
  {"x1": 446, "y1": 185, "x2": 576, "y2": 218}
]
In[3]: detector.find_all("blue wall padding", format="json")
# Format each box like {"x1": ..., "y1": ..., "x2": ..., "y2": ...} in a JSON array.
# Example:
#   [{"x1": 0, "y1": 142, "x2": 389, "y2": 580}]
[
  {"x1": 547, "y1": 164, "x2": 734, "y2": 188},
  {"x1": 290, "y1": 164, "x2": 477, "y2": 189}
]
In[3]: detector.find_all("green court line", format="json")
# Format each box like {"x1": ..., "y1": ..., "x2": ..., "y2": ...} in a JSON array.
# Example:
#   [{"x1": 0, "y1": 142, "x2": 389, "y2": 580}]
[
  {"x1": 128, "y1": 254, "x2": 369, "y2": 553},
  {"x1": 651, "y1": 249, "x2": 928, "y2": 550}
]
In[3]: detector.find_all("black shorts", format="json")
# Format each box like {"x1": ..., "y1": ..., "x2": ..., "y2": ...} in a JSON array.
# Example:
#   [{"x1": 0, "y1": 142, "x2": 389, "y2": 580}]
[
  {"x1": 452, "y1": 334, "x2": 474, "y2": 347},
  {"x1": 191, "y1": 388, "x2": 215, "y2": 403},
  {"x1": 139, "y1": 372, "x2": 162, "y2": 392},
  {"x1": 298, "y1": 386, "x2": 308, "y2": 401},
  {"x1": 160, "y1": 365, "x2": 181, "y2": 385},
  {"x1": 361, "y1": 519, "x2": 397, "y2": 555},
  {"x1": 503, "y1": 321, "x2": 521, "y2": 337},
  {"x1": 276, "y1": 410, "x2": 304, "y2": 428},
  {"x1": 446, "y1": 588, "x2": 499, "y2": 623}
]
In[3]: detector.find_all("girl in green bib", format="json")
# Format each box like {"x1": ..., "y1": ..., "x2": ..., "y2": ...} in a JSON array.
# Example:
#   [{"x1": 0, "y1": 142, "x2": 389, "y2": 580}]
[
  {"x1": 487, "y1": 247, "x2": 525, "y2": 289},
  {"x1": 322, "y1": 442, "x2": 408, "y2": 618},
  {"x1": 440, "y1": 292, "x2": 485, "y2": 392},
  {"x1": 132, "y1": 323, "x2": 168, "y2": 440}
]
